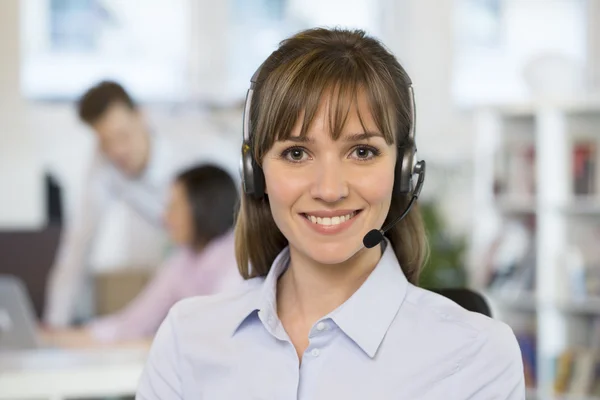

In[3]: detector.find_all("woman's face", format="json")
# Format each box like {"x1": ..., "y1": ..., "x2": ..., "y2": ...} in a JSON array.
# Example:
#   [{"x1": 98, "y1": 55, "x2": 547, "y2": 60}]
[
  {"x1": 262, "y1": 91, "x2": 397, "y2": 266},
  {"x1": 164, "y1": 181, "x2": 194, "y2": 247}
]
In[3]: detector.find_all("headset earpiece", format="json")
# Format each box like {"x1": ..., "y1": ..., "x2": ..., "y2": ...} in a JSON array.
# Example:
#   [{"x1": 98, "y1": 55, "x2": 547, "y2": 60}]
[
  {"x1": 240, "y1": 141, "x2": 265, "y2": 199},
  {"x1": 394, "y1": 85, "x2": 418, "y2": 196},
  {"x1": 240, "y1": 66, "x2": 266, "y2": 199},
  {"x1": 395, "y1": 144, "x2": 417, "y2": 195}
]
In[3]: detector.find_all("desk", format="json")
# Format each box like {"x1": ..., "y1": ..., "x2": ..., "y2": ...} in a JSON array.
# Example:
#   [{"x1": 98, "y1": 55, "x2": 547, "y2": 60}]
[{"x1": 0, "y1": 330, "x2": 150, "y2": 400}]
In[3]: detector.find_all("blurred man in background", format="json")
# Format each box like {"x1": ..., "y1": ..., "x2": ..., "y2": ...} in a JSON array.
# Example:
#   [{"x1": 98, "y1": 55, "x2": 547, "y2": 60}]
[{"x1": 43, "y1": 81, "x2": 239, "y2": 328}]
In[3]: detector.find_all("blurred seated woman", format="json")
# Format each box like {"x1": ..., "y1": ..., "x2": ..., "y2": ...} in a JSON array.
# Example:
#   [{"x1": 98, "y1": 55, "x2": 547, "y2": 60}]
[{"x1": 86, "y1": 164, "x2": 242, "y2": 342}]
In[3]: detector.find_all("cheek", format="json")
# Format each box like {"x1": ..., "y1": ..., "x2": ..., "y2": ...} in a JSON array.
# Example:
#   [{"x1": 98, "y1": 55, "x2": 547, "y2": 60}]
[
  {"x1": 174, "y1": 217, "x2": 193, "y2": 244},
  {"x1": 170, "y1": 209, "x2": 190, "y2": 235},
  {"x1": 356, "y1": 165, "x2": 396, "y2": 205},
  {"x1": 125, "y1": 136, "x2": 138, "y2": 156},
  {"x1": 181, "y1": 209, "x2": 194, "y2": 235},
  {"x1": 264, "y1": 163, "x2": 304, "y2": 207},
  {"x1": 263, "y1": 162, "x2": 309, "y2": 232}
]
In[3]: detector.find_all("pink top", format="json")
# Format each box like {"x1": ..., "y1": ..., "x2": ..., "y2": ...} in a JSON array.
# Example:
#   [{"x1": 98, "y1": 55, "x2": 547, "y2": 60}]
[{"x1": 88, "y1": 231, "x2": 242, "y2": 342}]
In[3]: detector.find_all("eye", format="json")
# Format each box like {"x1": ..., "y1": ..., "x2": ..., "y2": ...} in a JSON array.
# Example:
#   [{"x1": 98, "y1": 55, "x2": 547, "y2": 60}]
[
  {"x1": 281, "y1": 147, "x2": 310, "y2": 163},
  {"x1": 350, "y1": 145, "x2": 380, "y2": 161}
]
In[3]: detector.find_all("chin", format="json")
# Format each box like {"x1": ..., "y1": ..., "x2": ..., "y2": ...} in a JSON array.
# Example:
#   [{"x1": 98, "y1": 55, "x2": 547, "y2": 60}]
[
  {"x1": 117, "y1": 159, "x2": 140, "y2": 176},
  {"x1": 299, "y1": 238, "x2": 364, "y2": 266}
]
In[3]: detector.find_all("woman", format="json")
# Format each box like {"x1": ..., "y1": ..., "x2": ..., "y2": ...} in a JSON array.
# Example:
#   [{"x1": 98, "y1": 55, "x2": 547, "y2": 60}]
[
  {"x1": 87, "y1": 164, "x2": 242, "y2": 343},
  {"x1": 137, "y1": 28, "x2": 524, "y2": 399}
]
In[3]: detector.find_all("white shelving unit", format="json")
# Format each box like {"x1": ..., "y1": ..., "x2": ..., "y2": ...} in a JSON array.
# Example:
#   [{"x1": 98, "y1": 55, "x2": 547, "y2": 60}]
[{"x1": 472, "y1": 95, "x2": 600, "y2": 398}]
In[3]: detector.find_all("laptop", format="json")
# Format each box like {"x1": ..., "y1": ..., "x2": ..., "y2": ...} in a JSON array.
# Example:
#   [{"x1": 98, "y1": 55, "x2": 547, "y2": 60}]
[{"x1": 0, "y1": 274, "x2": 40, "y2": 350}]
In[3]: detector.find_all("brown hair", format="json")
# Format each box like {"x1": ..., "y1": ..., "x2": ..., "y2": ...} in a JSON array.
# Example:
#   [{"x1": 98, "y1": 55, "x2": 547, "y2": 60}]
[
  {"x1": 77, "y1": 81, "x2": 136, "y2": 125},
  {"x1": 234, "y1": 28, "x2": 428, "y2": 284},
  {"x1": 176, "y1": 164, "x2": 239, "y2": 250}
]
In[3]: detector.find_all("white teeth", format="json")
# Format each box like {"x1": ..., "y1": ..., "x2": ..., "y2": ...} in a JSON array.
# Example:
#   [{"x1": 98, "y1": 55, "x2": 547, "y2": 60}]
[{"x1": 305, "y1": 211, "x2": 357, "y2": 226}]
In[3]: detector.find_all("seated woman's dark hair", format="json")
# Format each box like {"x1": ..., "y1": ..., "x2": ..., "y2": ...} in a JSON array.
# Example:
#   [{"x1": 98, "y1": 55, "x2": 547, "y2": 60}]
[{"x1": 175, "y1": 164, "x2": 239, "y2": 249}]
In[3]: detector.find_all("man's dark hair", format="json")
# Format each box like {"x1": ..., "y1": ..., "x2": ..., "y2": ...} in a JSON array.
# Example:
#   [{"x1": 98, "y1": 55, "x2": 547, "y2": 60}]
[
  {"x1": 176, "y1": 164, "x2": 239, "y2": 249},
  {"x1": 77, "y1": 81, "x2": 136, "y2": 125}
]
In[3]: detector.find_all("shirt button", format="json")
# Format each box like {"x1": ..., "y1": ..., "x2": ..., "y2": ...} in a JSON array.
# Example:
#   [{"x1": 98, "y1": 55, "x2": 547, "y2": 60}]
[
  {"x1": 311, "y1": 348, "x2": 320, "y2": 357},
  {"x1": 316, "y1": 321, "x2": 326, "y2": 331}
]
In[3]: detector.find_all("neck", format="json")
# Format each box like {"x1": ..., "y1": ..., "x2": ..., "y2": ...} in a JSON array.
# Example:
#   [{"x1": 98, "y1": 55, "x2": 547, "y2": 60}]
[{"x1": 277, "y1": 243, "x2": 382, "y2": 326}]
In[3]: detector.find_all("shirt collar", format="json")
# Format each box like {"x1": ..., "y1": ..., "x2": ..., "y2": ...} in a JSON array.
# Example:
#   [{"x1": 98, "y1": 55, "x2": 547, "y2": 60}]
[
  {"x1": 231, "y1": 248, "x2": 290, "y2": 337},
  {"x1": 232, "y1": 239, "x2": 409, "y2": 358},
  {"x1": 139, "y1": 131, "x2": 170, "y2": 184},
  {"x1": 330, "y1": 240, "x2": 409, "y2": 358},
  {"x1": 256, "y1": 247, "x2": 291, "y2": 335}
]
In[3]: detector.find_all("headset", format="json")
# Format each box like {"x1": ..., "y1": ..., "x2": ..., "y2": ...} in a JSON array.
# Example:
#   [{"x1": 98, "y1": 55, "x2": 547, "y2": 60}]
[{"x1": 239, "y1": 58, "x2": 426, "y2": 248}]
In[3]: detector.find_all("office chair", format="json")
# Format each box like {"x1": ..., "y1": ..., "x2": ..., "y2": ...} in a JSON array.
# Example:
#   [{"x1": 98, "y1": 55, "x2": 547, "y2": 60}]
[{"x1": 431, "y1": 288, "x2": 493, "y2": 318}]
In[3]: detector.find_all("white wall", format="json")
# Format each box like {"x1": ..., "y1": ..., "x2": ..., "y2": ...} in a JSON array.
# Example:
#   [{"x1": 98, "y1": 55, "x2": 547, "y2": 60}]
[
  {"x1": 0, "y1": 0, "x2": 44, "y2": 229},
  {"x1": 588, "y1": 0, "x2": 600, "y2": 90}
]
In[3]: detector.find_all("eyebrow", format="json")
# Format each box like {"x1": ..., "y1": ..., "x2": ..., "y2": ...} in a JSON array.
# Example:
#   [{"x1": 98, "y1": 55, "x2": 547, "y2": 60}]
[
  {"x1": 283, "y1": 132, "x2": 385, "y2": 143},
  {"x1": 343, "y1": 132, "x2": 385, "y2": 142}
]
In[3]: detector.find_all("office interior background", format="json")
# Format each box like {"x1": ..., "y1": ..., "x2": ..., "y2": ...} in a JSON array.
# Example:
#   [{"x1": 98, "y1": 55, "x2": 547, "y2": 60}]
[{"x1": 1, "y1": 0, "x2": 600, "y2": 398}]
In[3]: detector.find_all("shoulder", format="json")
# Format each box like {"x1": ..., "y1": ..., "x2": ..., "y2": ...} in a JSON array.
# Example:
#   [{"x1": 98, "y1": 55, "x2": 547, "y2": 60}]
[
  {"x1": 164, "y1": 246, "x2": 195, "y2": 263},
  {"x1": 87, "y1": 149, "x2": 115, "y2": 178},
  {"x1": 190, "y1": 233, "x2": 238, "y2": 276},
  {"x1": 401, "y1": 285, "x2": 522, "y2": 366},
  {"x1": 80, "y1": 150, "x2": 119, "y2": 193},
  {"x1": 200, "y1": 231, "x2": 236, "y2": 259},
  {"x1": 166, "y1": 277, "x2": 264, "y2": 340},
  {"x1": 158, "y1": 248, "x2": 196, "y2": 274},
  {"x1": 404, "y1": 286, "x2": 494, "y2": 326},
  {"x1": 392, "y1": 287, "x2": 525, "y2": 397}
]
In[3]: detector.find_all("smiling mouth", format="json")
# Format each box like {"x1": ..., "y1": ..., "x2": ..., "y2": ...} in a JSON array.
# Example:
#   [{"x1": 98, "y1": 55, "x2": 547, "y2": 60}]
[{"x1": 301, "y1": 210, "x2": 362, "y2": 226}]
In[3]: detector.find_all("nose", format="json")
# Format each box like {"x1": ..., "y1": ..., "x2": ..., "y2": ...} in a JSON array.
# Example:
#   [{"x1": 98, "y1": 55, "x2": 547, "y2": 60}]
[{"x1": 309, "y1": 159, "x2": 349, "y2": 202}]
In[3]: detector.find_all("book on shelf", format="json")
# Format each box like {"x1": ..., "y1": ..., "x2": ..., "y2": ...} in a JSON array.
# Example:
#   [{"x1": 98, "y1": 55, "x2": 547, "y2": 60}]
[
  {"x1": 494, "y1": 141, "x2": 536, "y2": 199},
  {"x1": 553, "y1": 348, "x2": 600, "y2": 396},
  {"x1": 495, "y1": 139, "x2": 599, "y2": 200},
  {"x1": 484, "y1": 218, "x2": 536, "y2": 296},
  {"x1": 517, "y1": 331, "x2": 537, "y2": 390},
  {"x1": 495, "y1": 141, "x2": 536, "y2": 199},
  {"x1": 573, "y1": 141, "x2": 597, "y2": 196},
  {"x1": 560, "y1": 223, "x2": 600, "y2": 300},
  {"x1": 553, "y1": 318, "x2": 600, "y2": 396}
]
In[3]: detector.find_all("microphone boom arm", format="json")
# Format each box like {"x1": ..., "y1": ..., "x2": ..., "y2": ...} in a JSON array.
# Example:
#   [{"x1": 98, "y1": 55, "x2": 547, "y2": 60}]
[{"x1": 363, "y1": 160, "x2": 426, "y2": 249}]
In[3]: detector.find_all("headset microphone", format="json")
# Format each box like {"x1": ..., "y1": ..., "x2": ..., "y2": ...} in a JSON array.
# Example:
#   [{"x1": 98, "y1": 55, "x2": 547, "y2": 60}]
[{"x1": 363, "y1": 160, "x2": 426, "y2": 249}]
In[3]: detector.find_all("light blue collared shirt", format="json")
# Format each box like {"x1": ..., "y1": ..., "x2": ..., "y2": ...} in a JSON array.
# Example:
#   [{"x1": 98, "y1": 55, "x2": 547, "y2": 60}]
[{"x1": 136, "y1": 240, "x2": 525, "y2": 400}]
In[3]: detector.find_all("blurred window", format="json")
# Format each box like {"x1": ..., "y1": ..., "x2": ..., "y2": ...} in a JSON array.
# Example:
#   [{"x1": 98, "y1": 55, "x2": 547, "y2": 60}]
[
  {"x1": 22, "y1": 0, "x2": 382, "y2": 103},
  {"x1": 452, "y1": 0, "x2": 587, "y2": 107},
  {"x1": 21, "y1": 0, "x2": 190, "y2": 102}
]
